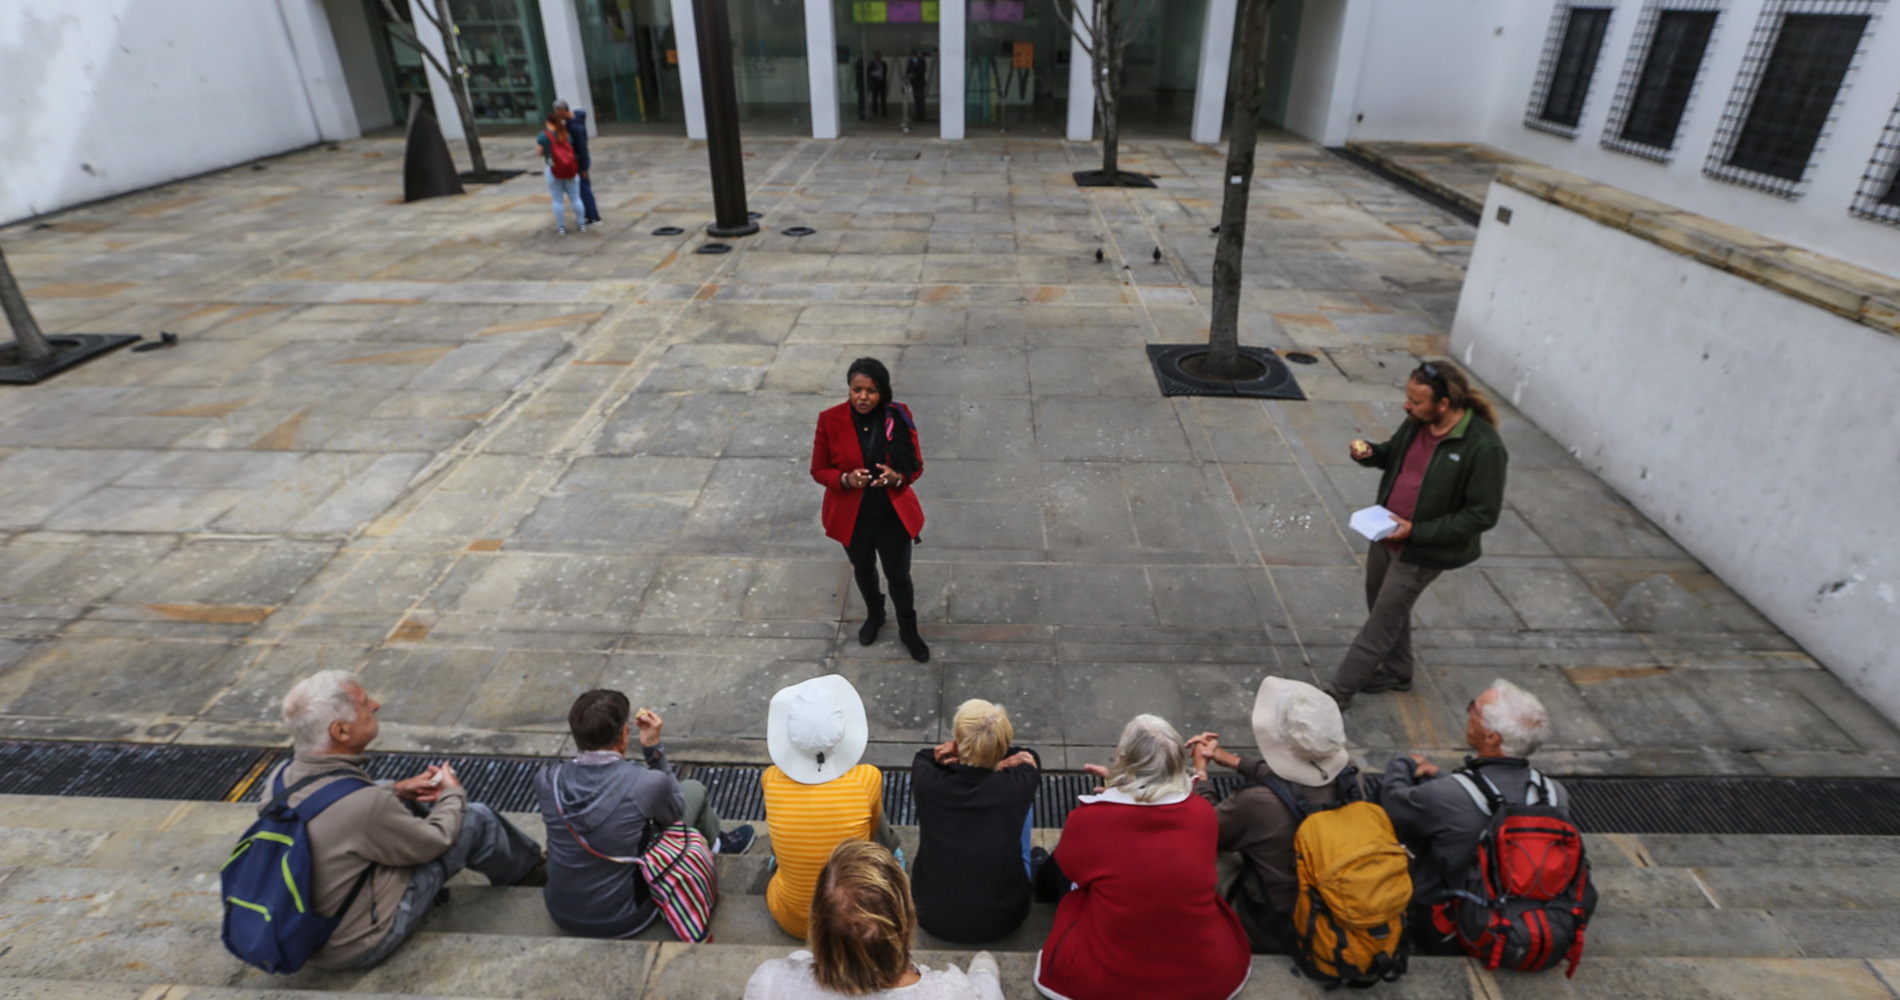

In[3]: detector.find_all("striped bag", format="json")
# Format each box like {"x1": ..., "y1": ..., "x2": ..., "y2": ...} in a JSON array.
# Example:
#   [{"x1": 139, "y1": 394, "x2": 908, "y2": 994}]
[{"x1": 550, "y1": 766, "x2": 720, "y2": 942}]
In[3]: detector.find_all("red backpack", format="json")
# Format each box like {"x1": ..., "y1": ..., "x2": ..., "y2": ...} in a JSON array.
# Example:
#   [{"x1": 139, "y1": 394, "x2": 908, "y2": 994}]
[
  {"x1": 545, "y1": 128, "x2": 579, "y2": 180},
  {"x1": 1437, "y1": 767, "x2": 1597, "y2": 977}
]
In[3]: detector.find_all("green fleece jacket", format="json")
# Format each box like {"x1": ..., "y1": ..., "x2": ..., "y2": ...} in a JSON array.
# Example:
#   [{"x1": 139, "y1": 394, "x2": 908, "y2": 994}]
[{"x1": 1356, "y1": 409, "x2": 1507, "y2": 570}]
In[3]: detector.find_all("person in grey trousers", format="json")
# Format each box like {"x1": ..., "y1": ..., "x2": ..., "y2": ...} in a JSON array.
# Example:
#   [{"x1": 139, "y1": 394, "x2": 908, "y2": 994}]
[{"x1": 533, "y1": 689, "x2": 754, "y2": 938}]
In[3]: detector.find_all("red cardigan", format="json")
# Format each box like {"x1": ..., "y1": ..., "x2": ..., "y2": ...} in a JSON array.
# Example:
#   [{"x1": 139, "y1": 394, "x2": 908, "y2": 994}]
[
  {"x1": 1035, "y1": 794, "x2": 1252, "y2": 1000},
  {"x1": 810, "y1": 401, "x2": 925, "y2": 546}
]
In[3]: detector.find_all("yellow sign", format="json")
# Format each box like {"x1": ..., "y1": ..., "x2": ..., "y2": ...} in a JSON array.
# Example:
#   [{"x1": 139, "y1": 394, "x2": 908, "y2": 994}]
[
  {"x1": 854, "y1": 1, "x2": 887, "y2": 21},
  {"x1": 922, "y1": 1, "x2": 939, "y2": 21}
]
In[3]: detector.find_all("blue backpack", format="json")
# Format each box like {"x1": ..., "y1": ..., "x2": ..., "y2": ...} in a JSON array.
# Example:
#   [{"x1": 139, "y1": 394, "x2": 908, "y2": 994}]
[{"x1": 221, "y1": 770, "x2": 375, "y2": 973}]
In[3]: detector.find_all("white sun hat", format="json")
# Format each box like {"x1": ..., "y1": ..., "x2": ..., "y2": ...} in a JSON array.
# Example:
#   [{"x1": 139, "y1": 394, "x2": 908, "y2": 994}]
[
  {"x1": 766, "y1": 674, "x2": 870, "y2": 785},
  {"x1": 1251, "y1": 676, "x2": 1353, "y2": 788}
]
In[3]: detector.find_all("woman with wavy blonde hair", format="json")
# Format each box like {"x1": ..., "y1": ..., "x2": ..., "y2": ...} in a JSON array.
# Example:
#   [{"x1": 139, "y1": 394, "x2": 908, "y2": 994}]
[{"x1": 744, "y1": 840, "x2": 1003, "y2": 999}]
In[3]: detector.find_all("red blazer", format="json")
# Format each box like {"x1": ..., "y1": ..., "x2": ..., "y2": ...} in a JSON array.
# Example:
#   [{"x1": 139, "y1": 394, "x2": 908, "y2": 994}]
[
  {"x1": 1035, "y1": 795, "x2": 1252, "y2": 1000},
  {"x1": 810, "y1": 401, "x2": 925, "y2": 546}
]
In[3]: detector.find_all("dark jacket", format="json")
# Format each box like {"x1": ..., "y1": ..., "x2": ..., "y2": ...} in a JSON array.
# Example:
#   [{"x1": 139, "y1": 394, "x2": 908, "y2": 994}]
[
  {"x1": 1379, "y1": 754, "x2": 1568, "y2": 906},
  {"x1": 910, "y1": 745, "x2": 1039, "y2": 943},
  {"x1": 1355, "y1": 409, "x2": 1507, "y2": 570},
  {"x1": 533, "y1": 748, "x2": 683, "y2": 937},
  {"x1": 566, "y1": 111, "x2": 592, "y2": 171}
]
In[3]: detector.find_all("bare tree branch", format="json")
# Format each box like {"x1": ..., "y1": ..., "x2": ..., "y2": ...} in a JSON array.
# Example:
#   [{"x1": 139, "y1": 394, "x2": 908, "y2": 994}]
[
  {"x1": 378, "y1": 0, "x2": 453, "y2": 83},
  {"x1": 1040, "y1": 0, "x2": 1097, "y2": 59}
]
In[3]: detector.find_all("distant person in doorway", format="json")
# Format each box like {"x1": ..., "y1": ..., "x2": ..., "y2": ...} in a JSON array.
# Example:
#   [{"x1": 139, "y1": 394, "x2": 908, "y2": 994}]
[
  {"x1": 869, "y1": 52, "x2": 890, "y2": 118},
  {"x1": 553, "y1": 101, "x2": 602, "y2": 226},
  {"x1": 906, "y1": 50, "x2": 929, "y2": 122},
  {"x1": 854, "y1": 53, "x2": 868, "y2": 122},
  {"x1": 536, "y1": 109, "x2": 584, "y2": 235},
  {"x1": 1328, "y1": 360, "x2": 1506, "y2": 709},
  {"x1": 810, "y1": 357, "x2": 929, "y2": 663}
]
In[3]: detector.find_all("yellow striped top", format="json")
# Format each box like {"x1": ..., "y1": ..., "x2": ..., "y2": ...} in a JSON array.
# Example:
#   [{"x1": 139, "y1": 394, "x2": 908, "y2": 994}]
[{"x1": 761, "y1": 763, "x2": 885, "y2": 939}]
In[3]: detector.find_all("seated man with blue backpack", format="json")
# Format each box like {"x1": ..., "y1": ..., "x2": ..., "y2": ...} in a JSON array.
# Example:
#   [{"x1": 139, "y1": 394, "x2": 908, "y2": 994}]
[
  {"x1": 1381, "y1": 679, "x2": 1597, "y2": 977},
  {"x1": 222, "y1": 670, "x2": 545, "y2": 974},
  {"x1": 1188, "y1": 678, "x2": 1410, "y2": 988}
]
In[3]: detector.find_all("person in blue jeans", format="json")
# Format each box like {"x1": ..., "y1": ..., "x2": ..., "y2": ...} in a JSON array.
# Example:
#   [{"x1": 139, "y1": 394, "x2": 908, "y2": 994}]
[
  {"x1": 554, "y1": 102, "x2": 602, "y2": 225},
  {"x1": 536, "y1": 109, "x2": 584, "y2": 234}
]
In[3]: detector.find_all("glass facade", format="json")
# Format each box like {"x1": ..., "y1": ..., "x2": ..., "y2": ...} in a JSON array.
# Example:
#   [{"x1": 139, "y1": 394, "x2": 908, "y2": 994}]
[
  {"x1": 370, "y1": 0, "x2": 557, "y2": 127},
  {"x1": 1260, "y1": 0, "x2": 1303, "y2": 129},
  {"x1": 1117, "y1": 0, "x2": 1205, "y2": 137},
  {"x1": 577, "y1": 0, "x2": 685, "y2": 125},
  {"x1": 834, "y1": 0, "x2": 939, "y2": 131},
  {"x1": 965, "y1": 1, "x2": 1066, "y2": 133},
  {"x1": 730, "y1": 0, "x2": 812, "y2": 129}
]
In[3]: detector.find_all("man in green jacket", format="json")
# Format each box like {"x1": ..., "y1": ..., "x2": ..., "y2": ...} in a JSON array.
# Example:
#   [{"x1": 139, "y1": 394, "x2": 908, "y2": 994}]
[{"x1": 1329, "y1": 361, "x2": 1507, "y2": 709}]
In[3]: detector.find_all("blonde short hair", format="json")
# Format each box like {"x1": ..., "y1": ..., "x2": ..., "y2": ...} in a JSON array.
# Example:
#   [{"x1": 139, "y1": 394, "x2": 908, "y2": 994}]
[
  {"x1": 951, "y1": 699, "x2": 1014, "y2": 770},
  {"x1": 1105, "y1": 714, "x2": 1191, "y2": 803},
  {"x1": 808, "y1": 840, "x2": 916, "y2": 995}
]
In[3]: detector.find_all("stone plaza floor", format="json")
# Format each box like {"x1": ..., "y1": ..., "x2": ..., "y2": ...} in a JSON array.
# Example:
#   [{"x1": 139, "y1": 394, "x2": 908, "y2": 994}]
[{"x1": 2, "y1": 132, "x2": 1895, "y2": 776}]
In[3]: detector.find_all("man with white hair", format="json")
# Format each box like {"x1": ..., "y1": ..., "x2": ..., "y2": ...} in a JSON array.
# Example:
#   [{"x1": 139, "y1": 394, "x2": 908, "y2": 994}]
[
  {"x1": 266, "y1": 670, "x2": 544, "y2": 969},
  {"x1": 1379, "y1": 679, "x2": 1568, "y2": 921},
  {"x1": 1187, "y1": 677, "x2": 1375, "y2": 952}
]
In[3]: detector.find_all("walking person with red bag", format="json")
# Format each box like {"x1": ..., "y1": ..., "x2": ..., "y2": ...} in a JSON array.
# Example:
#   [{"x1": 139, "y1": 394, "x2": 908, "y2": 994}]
[
  {"x1": 536, "y1": 109, "x2": 585, "y2": 234},
  {"x1": 811, "y1": 358, "x2": 929, "y2": 662}
]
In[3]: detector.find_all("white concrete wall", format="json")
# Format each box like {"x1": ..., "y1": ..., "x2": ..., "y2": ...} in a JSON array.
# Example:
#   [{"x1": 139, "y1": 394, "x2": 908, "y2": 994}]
[
  {"x1": 1280, "y1": 0, "x2": 1368, "y2": 147},
  {"x1": 325, "y1": 0, "x2": 397, "y2": 131},
  {"x1": 1452, "y1": 180, "x2": 1900, "y2": 727},
  {"x1": 1337, "y1": 0, "x2": 1900, "y2": 277},
  {"x1": 0, "y1": 0, "x2": 340, "y2": 223}
]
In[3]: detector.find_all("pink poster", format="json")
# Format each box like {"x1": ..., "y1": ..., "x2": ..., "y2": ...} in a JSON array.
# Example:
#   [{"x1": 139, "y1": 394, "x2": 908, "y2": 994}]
[
  {"x1": 887, "y1": 1, "x2": 921, "y2": 22},
  {"x1": 970, "y1": 0, "x2": 991, "y2": 21},
  {"x1": 991, "y1": 1, "x2": 1023, "y2": 20}
]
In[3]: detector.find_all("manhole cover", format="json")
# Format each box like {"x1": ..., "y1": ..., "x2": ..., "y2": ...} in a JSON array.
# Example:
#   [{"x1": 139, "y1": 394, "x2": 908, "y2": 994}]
[
  {"x1": 695, "y1": 243, "x2": 732, "y2": 255},
  {"x1": 872, "y1": 150, "x2": 921, "y2": 160},
  {"x1": 782, "y1": 226, "x2": 816, "y2": 237},
  {"x1": 651, "y1": 226, "x2": 684, "y2": 236},
  {"x1": 1284, "y1": 352, "x2": 1320, "y2": 365}
]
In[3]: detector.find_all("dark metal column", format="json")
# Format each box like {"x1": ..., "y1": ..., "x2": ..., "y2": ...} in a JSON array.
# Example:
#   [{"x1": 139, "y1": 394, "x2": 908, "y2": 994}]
[{"x1": 692, "y1": 0, "x2": 758, "y2": 238}]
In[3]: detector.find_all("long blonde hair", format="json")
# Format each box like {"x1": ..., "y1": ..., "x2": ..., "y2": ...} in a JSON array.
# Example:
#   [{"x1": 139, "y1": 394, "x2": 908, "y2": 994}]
[
  {"x1": 807, "y1": 841, "x2": 917, "y2": 995},
  {"x1": 1413, "y1": 360, "x2": 1497, "y2": 425}
]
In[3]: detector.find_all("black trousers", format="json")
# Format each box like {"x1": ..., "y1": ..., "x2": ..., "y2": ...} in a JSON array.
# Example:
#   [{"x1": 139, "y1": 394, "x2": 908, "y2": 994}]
[
  {"x1": 871, "y1": 84, "x2": 887, "y2": 117},
  {"x1": 845, "y1": 513, "x2": 915, "y2": 620}
]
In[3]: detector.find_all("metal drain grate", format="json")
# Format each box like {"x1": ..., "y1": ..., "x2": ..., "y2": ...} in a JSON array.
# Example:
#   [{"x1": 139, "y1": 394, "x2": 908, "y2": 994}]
[{"x1": 7, "y1": 740, "x2": 1900, "y2": 836}]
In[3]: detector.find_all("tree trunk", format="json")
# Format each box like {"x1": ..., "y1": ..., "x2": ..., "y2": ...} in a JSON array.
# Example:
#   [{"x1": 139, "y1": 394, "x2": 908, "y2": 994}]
[
  {"x1": 1205, "y1": 0, "x2": 1272, "y2": 377},
  {"x1": 0, "y1": 247, "x2": 52, "y2": 362},
  {"x1": 1098, "y1": 0, "x2": 1122, "y2": 181},
  {"x1": 433, "y1": 0, "x2": 488, "y2": 178}
]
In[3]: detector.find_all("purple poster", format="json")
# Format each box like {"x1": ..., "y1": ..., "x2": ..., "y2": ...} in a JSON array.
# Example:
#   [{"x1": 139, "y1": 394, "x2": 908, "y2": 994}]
[
  {"x1": 991, "y1": 1, "x2": 1023, "y2": 20},
  {"x1": 887, "y1": 1, "x2": 921, "y2": 22},
  {"x1": 970, "y1": 0, "x2": 990, "y2": 21}
]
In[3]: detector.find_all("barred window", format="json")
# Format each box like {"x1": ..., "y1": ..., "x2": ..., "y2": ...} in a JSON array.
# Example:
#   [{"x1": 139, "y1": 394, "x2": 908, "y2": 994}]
[
  {"x1": 1851, "y1": 96, "x2": 1900, "y2": 224},
  {"x1": 1528, "y1": 5, "x2": 1616, "y2": 136},
  {"x1": 1622, "y1": 11, "x2": 1721, "y2": 149},
  {"x1": 1705, "y1": 1, "x2": 1881, "y2": 196}
]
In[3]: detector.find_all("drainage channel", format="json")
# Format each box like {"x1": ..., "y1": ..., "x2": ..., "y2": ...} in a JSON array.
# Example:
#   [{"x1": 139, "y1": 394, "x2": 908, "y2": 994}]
[{"x1": 5, "y1": 740, "x2": 1900, "y2": 836}]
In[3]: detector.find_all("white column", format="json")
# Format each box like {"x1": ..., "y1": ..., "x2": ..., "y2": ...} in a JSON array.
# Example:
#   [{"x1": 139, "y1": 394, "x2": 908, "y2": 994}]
[
  {"x1": 805, "y1": 0, "x2": 840, "y2": 138},
  {"x1": 278, "y1": 0, "x2": 361, "y2": 141},
  {"x1": 408, "y1": 0, "x2": 464, "y2": 140},
  {"x1": 539, "y1": 0, "x2": 596, "y2": 135},
  {"x1": 669, "y1": 0, "x2": 708, "y2": 139},
  {"x1": 1190, "y1": 0, "x2": 1236, "y2": 145},
  {"x1": 1065, "y1": 0, "x2": 1095, "y2": 142},
  {"x1": 940, "y1": 0, "x2": 965, "y2": 139}
]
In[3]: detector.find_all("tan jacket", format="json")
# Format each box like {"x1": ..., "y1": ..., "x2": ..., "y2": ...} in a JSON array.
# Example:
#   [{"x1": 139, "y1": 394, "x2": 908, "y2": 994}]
[{"x1": 265, "y1": 751, "x2": 465, "y2": 967}]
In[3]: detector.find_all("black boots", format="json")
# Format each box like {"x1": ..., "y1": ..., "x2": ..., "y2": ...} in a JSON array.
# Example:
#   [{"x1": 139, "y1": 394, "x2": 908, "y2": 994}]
[
  {"x1": 859, "y1": 601, "x2": 886, "y2": 646},
  {"x1": 898, "y1": 616, "x2": 930, "y2": 663}
]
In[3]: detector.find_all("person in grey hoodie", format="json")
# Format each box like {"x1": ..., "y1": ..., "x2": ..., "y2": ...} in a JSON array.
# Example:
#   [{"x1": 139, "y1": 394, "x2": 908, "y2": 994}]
[{"x1": 534, "y1": 689, "x2": 754, "y2": 938}]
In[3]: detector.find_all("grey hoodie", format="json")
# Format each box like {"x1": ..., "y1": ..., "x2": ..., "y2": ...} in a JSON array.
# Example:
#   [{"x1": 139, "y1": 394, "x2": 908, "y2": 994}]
[{"x1": 533, "y1": 750, "x2": 684, "y2": 937}]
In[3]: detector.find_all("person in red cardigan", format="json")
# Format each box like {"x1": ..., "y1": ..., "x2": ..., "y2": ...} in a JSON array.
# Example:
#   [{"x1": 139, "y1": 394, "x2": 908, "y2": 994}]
[
  {"x1": 810, "y1": 358, "x2": 929, "y2": 662},
  {"x1": 1032, "y1": 714, "x2": 1252, "y2": 1000}
]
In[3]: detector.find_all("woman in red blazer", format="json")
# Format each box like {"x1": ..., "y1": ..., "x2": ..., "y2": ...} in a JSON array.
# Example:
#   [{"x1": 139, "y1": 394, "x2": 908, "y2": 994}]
[{"x1": 810, "y1": 358, "x2": 928, "y2": 662}]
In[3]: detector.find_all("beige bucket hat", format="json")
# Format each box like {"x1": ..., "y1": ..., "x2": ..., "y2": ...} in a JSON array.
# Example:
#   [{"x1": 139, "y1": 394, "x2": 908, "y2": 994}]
[{"x1": 1252, "y1": 677, "x2": 1352, "y2": 787}]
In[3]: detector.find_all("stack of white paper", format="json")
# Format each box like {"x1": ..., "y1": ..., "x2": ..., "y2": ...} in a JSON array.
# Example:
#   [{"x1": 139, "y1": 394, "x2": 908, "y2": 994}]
[{"x1": 1350, "y1": 505, "x2": 1399, "y2": 541}]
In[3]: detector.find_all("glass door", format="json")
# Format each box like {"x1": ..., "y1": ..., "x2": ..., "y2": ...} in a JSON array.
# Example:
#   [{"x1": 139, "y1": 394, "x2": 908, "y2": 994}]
[
  {"x1": 834, "y1": 0, "x2": 938, "y2": 132},
  {"x1": 966, "y1": 1, "x2": 1063, "y2": 133},
  {"x1": 577, "y1": 0, "x2": 685, "y2": 125}
]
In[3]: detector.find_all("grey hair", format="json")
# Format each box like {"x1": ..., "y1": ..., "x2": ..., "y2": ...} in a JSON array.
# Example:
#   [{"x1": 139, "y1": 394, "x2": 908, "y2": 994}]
[
  {"x1": 1479, "y1": 679, "x2": 1549, "y2": 757},
  {"x1": 1104, "y1": 714, "x2": 1191, "y2": 803},
  {"x1": 283, "y1": 670, "x2": 364, "y2": 752},
  {"x1": 552, "y1": 100, "x2": 570, "y2": 112}
]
